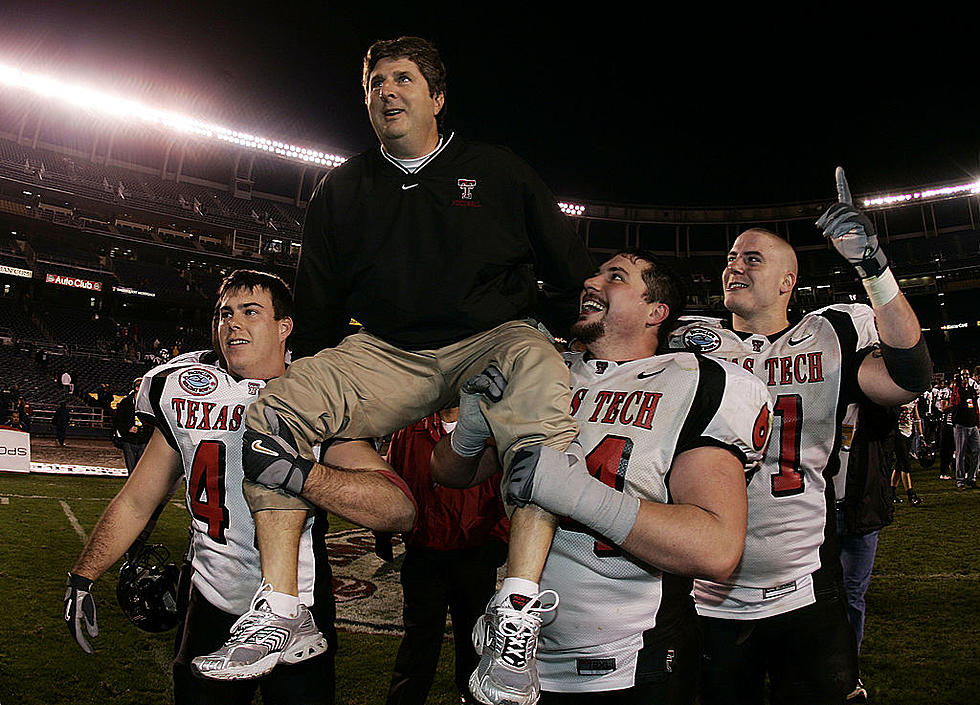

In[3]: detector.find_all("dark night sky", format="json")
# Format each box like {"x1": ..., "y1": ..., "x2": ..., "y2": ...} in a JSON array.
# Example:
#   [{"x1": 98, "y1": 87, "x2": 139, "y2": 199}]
[{"x1": 0, "y1": 1, "x2": 976, "y2": 207}]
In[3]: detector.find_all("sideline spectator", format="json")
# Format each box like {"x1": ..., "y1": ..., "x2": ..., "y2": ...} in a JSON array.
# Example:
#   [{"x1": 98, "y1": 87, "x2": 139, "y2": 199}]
[
  {"x1": 946, "y1": 371, "x2": 979, "y2": 490},
  {"x1": 53, "y1": 402, "x2": 71, "y2": 446},
  {"x1": 379, "y1": 408, "x2": 509, "y2": 705},
  {"x1": 112, "y1": 378, "x2": 150, "y2": 474},
  {"x1": 891, "y1": 401, "x2": 922, "y2": 506},
  {"x1": 96, "y1": 383, "x2": 114, "y2": 412},
  {"x1": 936, "y1": 377, "x2": 955, "y2": 480},
  {"x1": 16, "y1": 396, "x2": 32, "y2": 433},
  {"x1": 836, "y1": 402, "x2": 896, "y2": 703},
  {"x1": 60, "y1": 370, "x2": 73, "y2": 394}
]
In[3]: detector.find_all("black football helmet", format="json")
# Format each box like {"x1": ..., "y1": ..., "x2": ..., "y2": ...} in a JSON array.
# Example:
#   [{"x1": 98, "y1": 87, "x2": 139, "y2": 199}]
[
  {"x1": 116, "y1": 543, "x2": 180, "y2": 633},
  {"x1": 915, "y1": 444, "x2": 936, "y2": 468}
]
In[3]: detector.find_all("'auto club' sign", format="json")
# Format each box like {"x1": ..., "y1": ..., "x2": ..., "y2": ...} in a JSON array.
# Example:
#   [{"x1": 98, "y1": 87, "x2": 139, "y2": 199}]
[{"x1": 45, "y1": 273, "x2": 102, "y2": 291}]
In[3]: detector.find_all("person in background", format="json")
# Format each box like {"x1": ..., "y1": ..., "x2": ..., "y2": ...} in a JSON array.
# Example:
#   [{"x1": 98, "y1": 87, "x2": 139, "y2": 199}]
[
  {"x1": 16, "y1": 396, "x2": 31, "y2": 433},
  {"x1": 112, "y1": 377, "x2": 151, "y2": 475},
  {"x1": 380, "y1": 407, "x2": 509, "y2": 705},
  {"x1": 936, "y1": 377, "x2": 955, "y2": 480},
  {"x1": 53, "y1": 401, "x2": 71, "y2": 446},
  {"x1": 891, "y1": 400, "x2": 922, "y2": 506},
  {"x1": 836, "y1": 402, "x2": 897, "y2": 703},
  {"x1": 946, "y1": 371, "x2": 979, "y2": 490}
]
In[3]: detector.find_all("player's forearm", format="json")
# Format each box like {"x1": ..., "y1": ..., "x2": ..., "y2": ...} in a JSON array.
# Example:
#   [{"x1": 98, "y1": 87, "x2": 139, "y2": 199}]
[
  {"x1": 430, "y1": 436, "x2": 499, "y2": 488},
  {"x1": 871, "y1": 290, "x2": 921, "y2": 349},
  {"x1": 301, "y1": 463, "x2": 416, "y2": 532},
  {"x1": 72, "y1": 495, "x2": 155, "y2": 581},
  {"x1": 620, "y1": 501, "x2": 745, "y2": 582}
]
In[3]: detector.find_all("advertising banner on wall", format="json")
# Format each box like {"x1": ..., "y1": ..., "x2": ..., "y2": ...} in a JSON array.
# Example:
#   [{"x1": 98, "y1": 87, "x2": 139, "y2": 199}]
[{"x1": 0, "y1": 426, "x2": 30, "y2": 472}]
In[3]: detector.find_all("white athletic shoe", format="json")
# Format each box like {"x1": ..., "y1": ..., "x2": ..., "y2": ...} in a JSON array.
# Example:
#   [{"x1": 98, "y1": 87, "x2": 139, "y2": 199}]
[
  {"x1": 191, "y1": 585, "x2": 328, "y2": 681},
  {"x1": 469, "y1": 590, "x2": 559, "y2": 705}
]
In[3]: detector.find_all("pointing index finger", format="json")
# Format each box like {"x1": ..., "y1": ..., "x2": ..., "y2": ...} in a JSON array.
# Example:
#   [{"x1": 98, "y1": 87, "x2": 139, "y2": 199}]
[{"x1": 835, "y1": 166, "x2": 853, "y2": 205}]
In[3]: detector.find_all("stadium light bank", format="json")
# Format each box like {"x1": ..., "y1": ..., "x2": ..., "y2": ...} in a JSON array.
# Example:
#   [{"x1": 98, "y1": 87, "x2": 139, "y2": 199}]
[
  {"x1": 0, "y1": 63, "x2": 347, "y2": 169},
  {"x1": 9, "y1": 63, "x2": 974, "y2": 218}
]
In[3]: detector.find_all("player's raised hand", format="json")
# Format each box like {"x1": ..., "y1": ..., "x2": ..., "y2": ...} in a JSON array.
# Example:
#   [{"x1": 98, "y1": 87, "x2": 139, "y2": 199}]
[
  {"x1": 450, "y1": 365, "x2": 506, "y2": 458},
  {"x1": 241, "y1": 406, "x2": 314, "y2": 495},
  {"x1": 815, "y1": 166, "x2": 888, "y2": 279},
  {"x1": 835, "y1": 165, "x2": 853, "y2": 205},
  {"x1": 65, "y1": 572, "x2": 98, "y2": 654}
]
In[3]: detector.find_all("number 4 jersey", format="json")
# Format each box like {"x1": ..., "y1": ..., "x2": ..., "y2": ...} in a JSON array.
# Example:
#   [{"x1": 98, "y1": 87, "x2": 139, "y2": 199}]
[
  {"x1": 537, "y1": 351, "x2": 771, "y2": 693},
  {"x1": 136, "y1": 351, "x2": 318, "y2": 615},
  {"x1": 669, "y1": 304, "x2": 878, "y2": 618}
]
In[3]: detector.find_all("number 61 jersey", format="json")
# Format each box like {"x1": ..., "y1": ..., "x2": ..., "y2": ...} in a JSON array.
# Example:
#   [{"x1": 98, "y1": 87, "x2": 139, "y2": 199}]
[
  {"x1": 136, "y1": 351, "x2": 318, "y2": 615},
  {"x1": 670, "y1": 304, "x2": 878, "y2": 618},
  {"x1": 537, "y1": 351, "x2": 771, "y2": 693}
]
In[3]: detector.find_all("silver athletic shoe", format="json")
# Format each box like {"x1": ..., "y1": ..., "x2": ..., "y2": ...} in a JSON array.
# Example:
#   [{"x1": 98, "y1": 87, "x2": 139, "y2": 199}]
[
  {"x1": 191, "y1": 586, "x2": 328, "y2": 681},
  {"x1": 469, "y1": 590, "x2": 559, "y2": 705}
]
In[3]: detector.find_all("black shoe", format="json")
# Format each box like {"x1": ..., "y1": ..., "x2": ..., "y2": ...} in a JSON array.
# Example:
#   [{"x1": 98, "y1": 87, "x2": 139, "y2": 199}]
[
  {"x1": 908, "y1": 490, "x2": 923, "y2": 506},
  {"x1": 968, "y1": 481, "x2": 977, "y2": 490},
  {"x1": 847, "y1": 678, "x2": 868, "y2": 703},
  {"x1": 891, "y1": 487, "x2": 903, "y2": 504}
]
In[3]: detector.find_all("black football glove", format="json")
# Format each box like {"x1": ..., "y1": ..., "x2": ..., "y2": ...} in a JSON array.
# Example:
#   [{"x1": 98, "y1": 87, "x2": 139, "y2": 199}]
[
  {"x1": 64, "y1": 572, "x2": 98, "y2": 654},
  {"x1": 241, "y1": 406, "x2": 315, "y2": 495},
  {"x1": 815, "y1": 166, "x2": 888, "y2": 279}
]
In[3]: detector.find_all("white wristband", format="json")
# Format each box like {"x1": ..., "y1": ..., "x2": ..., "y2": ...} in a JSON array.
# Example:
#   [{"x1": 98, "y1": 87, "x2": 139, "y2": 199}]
[{"x1": 862, "y1": 267, "x2": 900, "y2": 307}]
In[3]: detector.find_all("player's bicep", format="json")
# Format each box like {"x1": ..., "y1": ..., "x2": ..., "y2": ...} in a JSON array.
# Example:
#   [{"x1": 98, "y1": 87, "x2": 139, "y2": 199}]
[
  {"x1": 669, "y1": 446, "x2": 748, "y2": 533},
  {"x1": 121, "y1": 428, "x2": 183, "y2": 513},
  {"x1": 858, "y1": 350, "x2": 918, "y2": 407}
]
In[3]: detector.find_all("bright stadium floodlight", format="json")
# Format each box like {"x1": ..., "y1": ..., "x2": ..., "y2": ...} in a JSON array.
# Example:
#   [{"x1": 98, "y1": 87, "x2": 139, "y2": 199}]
[
  {"x1": 0, "y1": 63, "x2": 347, "y2": 168},
  {"x1": 861, "y1": 179, "x2": 980, "y2": 208},
  {"x1": 558, "y1": 201, "x2": 586, "y2": 216}
]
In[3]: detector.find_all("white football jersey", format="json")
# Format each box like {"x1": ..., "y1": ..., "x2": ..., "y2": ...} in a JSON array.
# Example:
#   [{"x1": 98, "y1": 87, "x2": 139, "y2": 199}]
[
  {"x1": 537, "y1": 351, "x2": 771, "y2": 692},
  {"x1": 669, "y1": 304, "x2": 878, "y2": 618},
  {"x1": 137, "y1": 351, "x2": 318, "y2": 615}
]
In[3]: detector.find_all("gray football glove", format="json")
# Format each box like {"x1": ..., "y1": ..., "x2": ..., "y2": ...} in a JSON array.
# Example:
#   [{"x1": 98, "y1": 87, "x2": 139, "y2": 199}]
[
  {"x1": 815, "y1": 166, "x2": 888, "y2": 279},
  {"x1": 507, "y1": 442, "x2": 640, "y2": 545},
  {"x1": 241, "y1": 406, "x2": 315, "y2": 495},
  {"x1": 450, "y1": 365, "x2": 506, "y2": 457},
  {"x1": 64, "y1": 572, "x2": 98, "y2": 654}
]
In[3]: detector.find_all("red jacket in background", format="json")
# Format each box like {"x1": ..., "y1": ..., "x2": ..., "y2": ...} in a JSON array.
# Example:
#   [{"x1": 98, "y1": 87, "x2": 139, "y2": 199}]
[{"x1": 386, "y1": 413, "x2": 509, "y2": 551}]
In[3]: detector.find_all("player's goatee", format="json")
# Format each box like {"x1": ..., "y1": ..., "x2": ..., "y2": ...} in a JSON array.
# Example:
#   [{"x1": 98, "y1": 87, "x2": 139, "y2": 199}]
[{"x1": 571, "y1": 320, "x2": 604, "y2": 345}]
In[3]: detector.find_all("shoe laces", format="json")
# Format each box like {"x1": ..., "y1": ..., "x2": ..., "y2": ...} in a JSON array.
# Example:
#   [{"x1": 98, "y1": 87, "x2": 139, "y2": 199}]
[{"x1": 494, "y1": 590, "x2": 558, "y2": 668}]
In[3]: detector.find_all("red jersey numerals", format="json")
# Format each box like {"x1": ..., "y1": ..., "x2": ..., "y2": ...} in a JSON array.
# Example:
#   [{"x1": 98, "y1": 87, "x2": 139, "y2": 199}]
[
  {"x1": 771, "y1": 394, "x2": 804, "y2": 496},
  {"x1": 560, "y1": 434, "x2": 633, "y2": 557},
  {"x1": 188, "y1": 440, "x2": 230, "y2": 542}
]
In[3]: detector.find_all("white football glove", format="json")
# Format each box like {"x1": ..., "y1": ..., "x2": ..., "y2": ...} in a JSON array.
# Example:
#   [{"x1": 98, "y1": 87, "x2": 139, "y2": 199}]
[{"x1": 65, "y1": 572, "x2": 98, "y2": 654}]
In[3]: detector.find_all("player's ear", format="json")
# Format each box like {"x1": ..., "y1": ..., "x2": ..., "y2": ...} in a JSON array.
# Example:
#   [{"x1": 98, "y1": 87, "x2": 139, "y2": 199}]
[
  {"x1": 647, "y1": 302, "x2": 669, "y2": 328},
  {"x1": 432, "y1": 91, "x2": 445, "y2": 116},
  {"x1": 279, "y1": 316, "x2": 294, "y2": 341},
  {"x1": 780, "y1": 270, "x2": 797, "y2": 295}
]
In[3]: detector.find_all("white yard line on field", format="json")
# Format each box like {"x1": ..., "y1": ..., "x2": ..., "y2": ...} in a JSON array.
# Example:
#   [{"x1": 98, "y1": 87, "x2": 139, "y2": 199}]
[{"x1": 60, "y1": 500, "x2": 88, "y2": 544}]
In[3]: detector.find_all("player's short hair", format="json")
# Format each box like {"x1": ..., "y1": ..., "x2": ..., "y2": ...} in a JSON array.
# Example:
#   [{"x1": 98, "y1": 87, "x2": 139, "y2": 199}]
[
  {"x1": 615, "y1": 248, "x2": 687, "y2": 342},
  {"x1": 362, "y1": 36, "x2": 447, "y2": 124},
  {"x1": 215, "y1": 269, "x2": 293, "y2": 321}
]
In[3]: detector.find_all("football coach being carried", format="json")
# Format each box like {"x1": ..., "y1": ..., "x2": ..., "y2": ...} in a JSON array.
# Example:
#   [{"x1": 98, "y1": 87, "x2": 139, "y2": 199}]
[{"x1": 195, "y1": 36, "x2": 594, "y2": 705}]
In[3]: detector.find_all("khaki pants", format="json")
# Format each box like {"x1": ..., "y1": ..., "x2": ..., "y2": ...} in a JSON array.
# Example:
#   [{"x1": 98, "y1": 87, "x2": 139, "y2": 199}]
[{"x1": 249, "y1": 319, "x2": 577, "y2": 493}]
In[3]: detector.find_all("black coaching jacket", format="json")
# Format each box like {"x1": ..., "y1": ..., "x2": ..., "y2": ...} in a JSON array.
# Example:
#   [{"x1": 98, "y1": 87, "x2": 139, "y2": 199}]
[{"x1": 291, "y1": 132, "x2": 594, "y2": 358}]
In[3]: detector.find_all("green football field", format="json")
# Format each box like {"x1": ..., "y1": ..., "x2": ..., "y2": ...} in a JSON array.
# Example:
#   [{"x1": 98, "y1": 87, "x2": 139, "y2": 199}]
[{"x1": 1, "y1": 467, "x2": 977, "y2": 704}]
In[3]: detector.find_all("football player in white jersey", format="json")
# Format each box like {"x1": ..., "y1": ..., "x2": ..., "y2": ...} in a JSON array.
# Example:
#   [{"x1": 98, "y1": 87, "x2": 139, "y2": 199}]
[
  {"x1": 670, "y1": 168, "x2": 931, "y2": 704},
  {"x1": 65, "y1": 270, "x2": 416, "y2": 704},
  {"x1": 433, "y1": 249, "x2": 773, "y2": 703}
]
